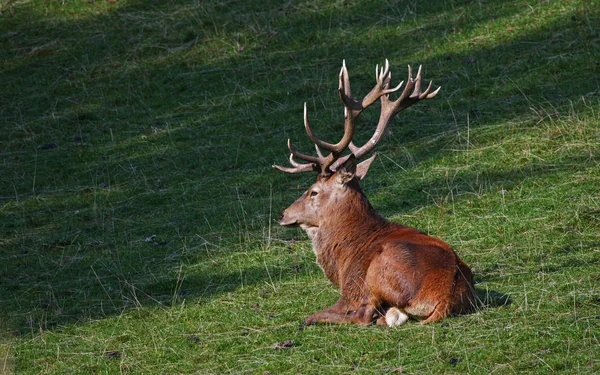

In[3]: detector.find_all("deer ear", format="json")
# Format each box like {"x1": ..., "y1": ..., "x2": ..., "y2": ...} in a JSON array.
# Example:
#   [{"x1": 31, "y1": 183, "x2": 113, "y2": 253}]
[
  {"x1": 336, "y1": 154, "x2": 357, "y2": 185},
  {"x1": 356, "y1": 153, "x2": 377, "y2": 180}
]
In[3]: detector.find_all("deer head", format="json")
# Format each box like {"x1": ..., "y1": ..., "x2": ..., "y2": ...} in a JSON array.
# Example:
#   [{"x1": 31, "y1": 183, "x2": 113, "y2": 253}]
[{"x1": 274, "y1": 60, "x2": 440, "y2": 230}]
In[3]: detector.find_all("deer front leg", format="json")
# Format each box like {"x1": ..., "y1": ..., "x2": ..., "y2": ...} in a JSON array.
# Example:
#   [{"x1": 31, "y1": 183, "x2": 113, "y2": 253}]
[
  {"x1": 305, "y1": 299, "x2": 379, "y2": 326},
  {"x1": 304, "y1": 298, "x2": 348, "y2": 325}
]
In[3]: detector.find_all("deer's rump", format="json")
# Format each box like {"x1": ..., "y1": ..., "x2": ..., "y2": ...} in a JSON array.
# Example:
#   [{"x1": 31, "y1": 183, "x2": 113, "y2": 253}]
[{"x1": 365, "y1": 234, "x2": 475, "y2": 320}]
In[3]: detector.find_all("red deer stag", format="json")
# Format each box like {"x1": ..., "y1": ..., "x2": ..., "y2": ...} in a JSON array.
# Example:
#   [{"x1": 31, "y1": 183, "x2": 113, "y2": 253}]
[{"x1": 273, "y1": 60, "x2": 475, "y2": 326}]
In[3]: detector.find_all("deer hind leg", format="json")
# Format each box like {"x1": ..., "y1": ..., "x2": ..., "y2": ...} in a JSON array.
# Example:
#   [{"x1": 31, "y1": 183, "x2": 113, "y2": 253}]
[
  {"x1": 304, "y1": 298, "x2": 351, "y2": 325},
  {"x1": 419, "y1": 301, "x2": 450, "y2": 325},
  {"x1": 305, "y1": 310, "x2": 353, "y2": 325},
  {"x1": 305, "y1": 300, "x2": 379, "y2": 326},
  {"x1": 352, "y1": 304, "x2": 379, "y2": 325}
]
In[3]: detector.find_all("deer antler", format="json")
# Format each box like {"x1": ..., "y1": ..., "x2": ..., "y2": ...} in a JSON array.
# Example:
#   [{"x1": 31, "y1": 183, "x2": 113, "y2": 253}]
[{"x1": 273, "y1": 60, "x2": 440, "y2": 176}]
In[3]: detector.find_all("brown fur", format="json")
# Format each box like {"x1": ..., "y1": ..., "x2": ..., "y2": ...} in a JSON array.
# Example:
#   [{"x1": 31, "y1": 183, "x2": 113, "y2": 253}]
[{"x1": 280, "y1": 158, "x2": 476, "y2": 326}]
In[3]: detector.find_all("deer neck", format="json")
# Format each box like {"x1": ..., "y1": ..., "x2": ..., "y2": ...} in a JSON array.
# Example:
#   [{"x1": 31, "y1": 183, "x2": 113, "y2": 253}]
[{"x1": 307, "y1": 191, "x2": 389, "y2": 286}]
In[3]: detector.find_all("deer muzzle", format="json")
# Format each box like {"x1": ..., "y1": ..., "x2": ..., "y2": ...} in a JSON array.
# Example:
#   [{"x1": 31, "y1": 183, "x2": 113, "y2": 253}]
[{"x1": 278, "y1": 212, "x2": 298, "y2": 227}]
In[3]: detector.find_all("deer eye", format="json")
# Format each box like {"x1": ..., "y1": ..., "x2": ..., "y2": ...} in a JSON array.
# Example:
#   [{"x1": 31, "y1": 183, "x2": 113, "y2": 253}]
[{"x1": 309, "y1": 190, "x2": 319, "y2": 198}]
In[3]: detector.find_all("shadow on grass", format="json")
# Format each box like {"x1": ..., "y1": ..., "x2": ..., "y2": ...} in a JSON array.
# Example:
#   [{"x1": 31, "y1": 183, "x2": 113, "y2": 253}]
[
  {"x1": 475, "y1": 289, "x2": 512, "y2": 310},
  {"x1": 0, "y1": 0, "x2": 597, "y2": 333}
]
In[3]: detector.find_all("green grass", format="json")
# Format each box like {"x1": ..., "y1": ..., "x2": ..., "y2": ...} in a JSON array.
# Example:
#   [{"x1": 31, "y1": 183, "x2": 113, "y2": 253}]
[{"x1": 1, "y1": 0, "x2": 599, "y2": 373}]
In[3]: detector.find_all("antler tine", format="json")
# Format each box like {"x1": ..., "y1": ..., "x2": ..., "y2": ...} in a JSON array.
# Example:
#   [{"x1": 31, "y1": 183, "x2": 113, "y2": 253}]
[
  {"x1": 303, "y1": 102, "x2": 354, "y2": 154},
  {"x1": 378, "y1": 59, "x2": 403, "y2": 95},
  {"x1": 341, "y1": 60, "x2": 351, "y2": 96},
  {"x1": 427, "y1": 85, "x2": 442, "y2": 99},
  {"x1": 338, "y1": 60, "x2": 357, "y2": 111},
  {"x1": 420, "y1": 81, "x2": 433, "y2": 99},
  {"x1": 376, "y1": 59, "x2": 390, "y2": 86},
  {"x1": 288, "y1": 154, "x2": 303, "y2": 168},
  {"x1": 287, "y1": 138, "x2": 321, "y2": 165},
  {"x1": 396, "y1": 65, "x2": 415, "y2": 103},
  {"x1": 272, "y1": 140, "x2": 320, "y2": 174},
  {"x1": 413, "y1": 65, "x2": 422, "y2": 96},
  {"x1": 314, "y1": 144, "x2": 324, "y2": 158},
  {"x1": 273, "y1": 161, "x2": 315, "y2": 174}
]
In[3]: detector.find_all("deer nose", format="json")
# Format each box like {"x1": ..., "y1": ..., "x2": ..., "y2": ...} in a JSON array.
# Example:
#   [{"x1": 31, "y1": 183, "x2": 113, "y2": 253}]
[{"x1": 279, "y1": 211, "x2": 296, "y2": 226}]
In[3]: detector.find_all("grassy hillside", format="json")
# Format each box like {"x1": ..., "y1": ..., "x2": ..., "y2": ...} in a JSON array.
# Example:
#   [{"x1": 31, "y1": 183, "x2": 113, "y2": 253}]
[{"x1": 1, "y1": 0, "x2": 598, "y2": 373}]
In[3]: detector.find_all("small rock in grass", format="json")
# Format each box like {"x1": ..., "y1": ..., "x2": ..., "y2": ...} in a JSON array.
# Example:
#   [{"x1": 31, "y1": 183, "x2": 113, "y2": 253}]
[
  {"x1": 271, "y1": 340, "x2": 294, "y2": 349},
  {"x1": 449, "y1": 357, "x2": 461, "y2": 366},
  {"x1": 104, "y1": 351, "x2": 121, "y2": 359},
  {"x1": 186, "y1": 335, "x2": 201, "y2": 343}
]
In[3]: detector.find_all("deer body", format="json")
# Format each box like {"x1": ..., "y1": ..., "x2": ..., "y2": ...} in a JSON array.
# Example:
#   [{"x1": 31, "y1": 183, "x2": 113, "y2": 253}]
[
  {"x1": 280, "y1": 159, "x2": 475, "y2": 325},
  {"x1": 274, "y1": 60, "x2": 475, "y2": 326}
]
